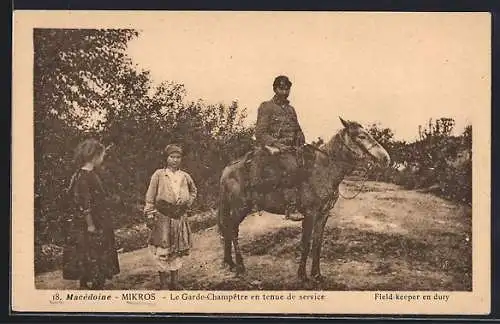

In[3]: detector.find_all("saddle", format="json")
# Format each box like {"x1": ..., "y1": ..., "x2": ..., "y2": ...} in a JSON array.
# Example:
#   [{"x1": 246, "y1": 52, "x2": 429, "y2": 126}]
[{"x1": 238, "y1": 144, "x2": 317, "y2": 193}]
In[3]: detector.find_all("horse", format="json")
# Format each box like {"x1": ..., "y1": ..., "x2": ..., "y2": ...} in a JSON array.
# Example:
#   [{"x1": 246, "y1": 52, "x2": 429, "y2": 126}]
[{"x1": 217, "y1": 117, "x2": 391, "y2": 282}]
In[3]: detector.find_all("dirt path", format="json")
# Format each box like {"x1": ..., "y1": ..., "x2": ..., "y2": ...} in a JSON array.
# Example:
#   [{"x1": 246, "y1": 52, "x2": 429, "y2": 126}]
[{"x1": 36, "y1": 181, "x2": 472, "y2": 291}]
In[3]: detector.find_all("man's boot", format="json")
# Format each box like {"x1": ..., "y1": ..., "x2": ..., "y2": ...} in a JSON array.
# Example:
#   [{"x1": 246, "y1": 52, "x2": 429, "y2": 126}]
[
  {"x1": 284, "y1": 189, "x2": 304, "y2": 221},
  {"x1": 285, "y1": 203, "x2": 305, "y2": 221},
  {"x1": 251, "y1": 182, "x2": 266, "y2": 212}
]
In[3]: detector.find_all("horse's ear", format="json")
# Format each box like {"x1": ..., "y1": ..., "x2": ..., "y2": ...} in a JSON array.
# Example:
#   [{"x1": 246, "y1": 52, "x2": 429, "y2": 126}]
[{"x1": 339, "y1": 117, "x2": 349, "y2": 128}]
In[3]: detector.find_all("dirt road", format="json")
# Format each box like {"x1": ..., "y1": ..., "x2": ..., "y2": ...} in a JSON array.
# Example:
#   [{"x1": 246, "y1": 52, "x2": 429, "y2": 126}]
[{"x1": 36, "y1": 181, "x2": 472, "y2": 291}]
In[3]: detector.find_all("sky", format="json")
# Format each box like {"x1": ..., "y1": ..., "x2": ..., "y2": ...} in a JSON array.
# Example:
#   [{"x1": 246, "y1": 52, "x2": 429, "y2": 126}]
[{"x1": 125, "y1": 12, "x2": 490, "y2": 142}]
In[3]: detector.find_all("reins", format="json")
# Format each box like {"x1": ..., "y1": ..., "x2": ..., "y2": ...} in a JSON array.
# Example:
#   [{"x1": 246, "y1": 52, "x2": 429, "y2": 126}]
[
  {"x1": 338, "y1": 165, "x2": 371, "y2": 199},
  {"x1": 305, "y1": 133, "x2": 373, "y2": 200}
]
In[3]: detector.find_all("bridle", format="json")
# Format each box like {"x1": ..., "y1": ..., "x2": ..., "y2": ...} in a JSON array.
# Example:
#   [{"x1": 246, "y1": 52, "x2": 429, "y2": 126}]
[
  {"x1": 307, "y1": 129, "x2": 378, "y2": 163},
  {"x1": 306, "y1": 129, "x2": 377, "y2": 199}
]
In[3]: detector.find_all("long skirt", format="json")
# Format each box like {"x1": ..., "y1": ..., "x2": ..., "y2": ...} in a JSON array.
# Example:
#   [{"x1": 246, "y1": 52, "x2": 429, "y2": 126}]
[
  {"x1": 62, "y1": 217, "x2": 120, "y2": 283},
  {"x1": 148, "y1": 213, "x2": 192, "y2": 272}
]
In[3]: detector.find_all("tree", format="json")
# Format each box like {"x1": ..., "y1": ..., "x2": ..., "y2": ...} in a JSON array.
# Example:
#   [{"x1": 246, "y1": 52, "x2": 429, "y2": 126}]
[
  {"x1": 366, "y1": 123, "x2": 394, "y2": 149},
  {"x1": 311, "y1": 137, "x2": 324, "y2": 147},
  {"x1": 34, "y1": 28, "x2": 148, "y2": 244},
  {"x1": 34, "y1": 28, "x2": 257, "y2": 248},
  {"x1": 418, "y1": 117, "x2": 455, "y2": 140},
  {"x1": 462, "y1": 124, "x2": 472, "y2": 149}
]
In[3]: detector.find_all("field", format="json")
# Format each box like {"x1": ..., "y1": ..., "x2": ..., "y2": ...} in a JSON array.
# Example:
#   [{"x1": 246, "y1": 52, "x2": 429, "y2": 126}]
[{"x1": 35, "y1": 181, "x2": 472, "y2": 291}]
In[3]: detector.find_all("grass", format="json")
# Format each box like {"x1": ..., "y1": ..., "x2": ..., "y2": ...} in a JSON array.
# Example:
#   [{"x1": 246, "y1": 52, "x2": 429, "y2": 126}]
[
  {"x1": 35, "y1": 181, "x2": 472, "y2": 291},
  {"x1": 34, "y1": 209, "x2": 218, "y2": 274}
]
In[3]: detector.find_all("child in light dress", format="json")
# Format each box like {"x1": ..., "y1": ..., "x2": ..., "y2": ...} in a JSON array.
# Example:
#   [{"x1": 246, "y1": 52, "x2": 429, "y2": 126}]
[{"x1": 144, "y1": 144, "x2": 197, "y2": 290}]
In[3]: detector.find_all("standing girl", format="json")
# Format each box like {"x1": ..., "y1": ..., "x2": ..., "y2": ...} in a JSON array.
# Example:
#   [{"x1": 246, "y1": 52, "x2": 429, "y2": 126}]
[
  {"x1": 144, "y1": 144, "x2": 197, "y2": 290},
  {"x1": 62, "y1": 138, "x2": 120, "y2": 289},
  {"x1": 63, "y1": 139, "x2": 120, "y2": 290}
]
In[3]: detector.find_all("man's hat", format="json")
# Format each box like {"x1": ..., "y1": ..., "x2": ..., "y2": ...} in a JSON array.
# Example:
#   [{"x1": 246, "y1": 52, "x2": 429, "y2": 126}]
[{"x1": 273, "y1": 75, "x2": 292, "y2": 89}]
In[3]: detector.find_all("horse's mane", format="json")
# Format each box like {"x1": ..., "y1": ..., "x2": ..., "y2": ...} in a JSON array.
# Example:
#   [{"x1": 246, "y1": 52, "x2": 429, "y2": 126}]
[
  {"x1": 321, "y1": 127, "x2": 346, "y2": 154},
  {"x1": 320, "y1": 120, "x2": 364, "y2": 153}
]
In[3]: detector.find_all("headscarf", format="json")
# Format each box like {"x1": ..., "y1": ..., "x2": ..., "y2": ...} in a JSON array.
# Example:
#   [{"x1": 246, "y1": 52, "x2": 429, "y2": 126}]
[{"x1": 164, "y1": 144, "x2": 183, "y2": 157}]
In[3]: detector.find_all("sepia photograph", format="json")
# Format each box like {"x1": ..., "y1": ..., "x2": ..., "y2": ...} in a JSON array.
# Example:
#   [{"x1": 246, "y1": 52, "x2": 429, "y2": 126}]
[{"x1": 11, "y1": 11, "x2": 491, "y2": 314}]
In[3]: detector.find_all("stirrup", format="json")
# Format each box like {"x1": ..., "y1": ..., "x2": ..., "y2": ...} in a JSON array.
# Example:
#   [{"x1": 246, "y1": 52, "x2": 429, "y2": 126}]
[
  {"x1": 285, "y1": 212, "x2": 304, "y2": 221},
  {"x1": 285, "y1": 204, "x2": 304, "y2": 221}
]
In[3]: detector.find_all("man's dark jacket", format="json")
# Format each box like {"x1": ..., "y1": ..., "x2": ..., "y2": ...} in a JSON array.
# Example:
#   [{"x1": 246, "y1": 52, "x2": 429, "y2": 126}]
[{"x1": 254, "y1": 96, "x2": 306, "y2": 149}]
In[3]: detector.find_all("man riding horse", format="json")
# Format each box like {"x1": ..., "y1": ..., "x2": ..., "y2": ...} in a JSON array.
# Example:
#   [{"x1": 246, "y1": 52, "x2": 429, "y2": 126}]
[
  {"x1": 219, "y1": 77, "x2": 391, "y2": 278},
  {"x1": 249, "y1": 75, "x2": 306, "y2": 221}
]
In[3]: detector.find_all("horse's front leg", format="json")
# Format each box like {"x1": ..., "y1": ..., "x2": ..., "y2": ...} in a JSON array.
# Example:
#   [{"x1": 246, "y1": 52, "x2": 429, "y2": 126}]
[
  {"x1": 233, "y1": 207, "x2": 250, "y2": 275},
  {"x1": 223, "y1": 236, "x2": 235, "y2": 270},
  {"x1": 310, "y1": 211, "x2": 329, "y2": 282},
  {"x1": 233, "y1": 233, "x2": 245, "y2": 275},
  {"x1": 298, "y1": 214, "x2": 314, "y2": 281}
]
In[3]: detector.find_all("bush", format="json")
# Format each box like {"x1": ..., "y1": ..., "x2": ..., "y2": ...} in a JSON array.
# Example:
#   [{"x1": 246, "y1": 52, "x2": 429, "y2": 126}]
[
  {"x1": 436, "y1": 160, "x2": 472, "y2": 205},
  {"x1": 366, "y1": 119, "x2": 471, "y2": 205},
  {"x1": 34, "y1": 210, "x2": 218, "y2": 274}
]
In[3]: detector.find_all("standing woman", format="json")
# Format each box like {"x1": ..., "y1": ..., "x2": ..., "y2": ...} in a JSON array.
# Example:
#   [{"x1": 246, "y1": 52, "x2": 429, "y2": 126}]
[
  {"x1": 144, "y1": 144, "x2": 197, "y2": 290},
  {"x1": 62, "y1": 138, "x2": 120, "y2": 289}
]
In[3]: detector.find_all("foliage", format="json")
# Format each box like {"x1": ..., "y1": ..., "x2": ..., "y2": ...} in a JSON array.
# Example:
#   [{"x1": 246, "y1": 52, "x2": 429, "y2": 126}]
[
  {"x1": 34, "y1": 29, "x2": 254, "y2": 257},
  {"x1": 33, "y1": 28, "x2": 471, "y2": 273},
  {"x1": 34, "y1": 28, "x2": 148, "y2": 246},
  {"x1": 311, "y1": 137, "x2": 325, "y2": 147},
  {"x1": 366, "y1": 122, "x2": 394, "y2": 149},
  {"x1": 366, "y1": 119, "x2": 472, "y2": 205}
]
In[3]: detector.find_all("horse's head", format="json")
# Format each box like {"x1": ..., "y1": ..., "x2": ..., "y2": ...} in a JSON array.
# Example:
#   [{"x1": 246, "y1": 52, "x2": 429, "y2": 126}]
[{"x1": 338, "y1": 117, "x2": 391, "y2": 168}]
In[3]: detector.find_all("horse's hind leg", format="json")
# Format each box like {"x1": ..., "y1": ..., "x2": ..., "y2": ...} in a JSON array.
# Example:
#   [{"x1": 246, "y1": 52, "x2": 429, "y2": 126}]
[
  {"x1": 310, "y1": 212, "x2": 329, "y2": 282},
  {"x1": 233, "y1": 207, "x2": 250, "y2": 275},
  {"x1": 298, "y1": 214, "x2": 314, "y2": 282},
  {"x1": 223, "y1": 237, "x2": 236, "y2": 271}
]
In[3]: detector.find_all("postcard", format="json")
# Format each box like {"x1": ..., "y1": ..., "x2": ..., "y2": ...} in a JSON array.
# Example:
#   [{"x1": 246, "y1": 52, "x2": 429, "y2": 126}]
[{"x1": 11, "y1": 10, "x2": 491, "y2": 315}]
